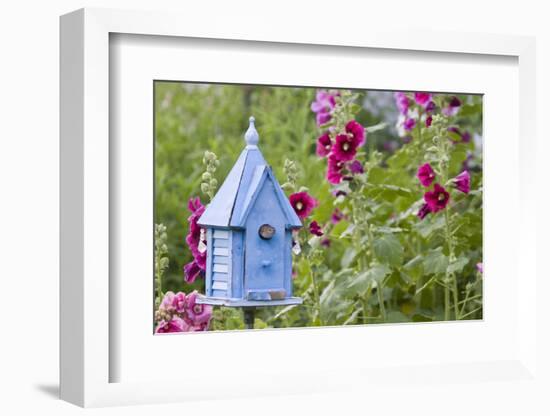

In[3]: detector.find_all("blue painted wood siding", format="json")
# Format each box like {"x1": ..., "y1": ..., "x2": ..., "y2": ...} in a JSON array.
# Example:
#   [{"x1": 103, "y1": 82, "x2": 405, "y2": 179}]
[
  {"x1": 208, "y1": 228, "x2": 232, "y2": 298},
  {"x1": 231, "y1": 230, "x2": 244, "y2": 299},
  {"x1": 244, "y1": 179, "x2": 286, "y2": 295}
]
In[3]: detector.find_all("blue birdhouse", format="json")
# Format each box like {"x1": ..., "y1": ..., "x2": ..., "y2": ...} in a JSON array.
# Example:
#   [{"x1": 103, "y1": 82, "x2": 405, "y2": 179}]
[{"x1": 196, "y1": 117, "x2": 303, "y2": 308}]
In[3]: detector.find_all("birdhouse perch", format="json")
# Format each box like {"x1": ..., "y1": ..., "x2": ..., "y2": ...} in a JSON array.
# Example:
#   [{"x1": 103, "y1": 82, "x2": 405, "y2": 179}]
[{"x1": 196, "y1": 117, "x2": 304, "y2": 309}]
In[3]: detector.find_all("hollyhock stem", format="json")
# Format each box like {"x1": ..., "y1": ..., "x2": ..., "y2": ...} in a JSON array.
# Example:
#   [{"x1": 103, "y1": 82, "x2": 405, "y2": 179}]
[
  {"x1": 434, "y1": 123, "x2": 461, "y2": 321},
  {"x1": 311, "y1": 269, "x2": 323, "y2": 326}
]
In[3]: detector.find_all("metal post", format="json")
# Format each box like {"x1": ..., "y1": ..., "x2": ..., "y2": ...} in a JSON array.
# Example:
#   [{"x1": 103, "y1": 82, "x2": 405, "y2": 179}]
[{"x1": 243, "y1": 307, "x2": 255, "y2": 329}]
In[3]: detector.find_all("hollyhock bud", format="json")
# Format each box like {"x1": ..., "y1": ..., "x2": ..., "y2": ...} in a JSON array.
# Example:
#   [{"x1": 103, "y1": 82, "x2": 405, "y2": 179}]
[
  {"x1": 349, "y1": 160, "x2": 364, "y2": 174},
  {"x1": 476, "y1": 262, "x2": 483, "y2": 274},
  {"x1": 425, "y1": 115, "x2": 433, "y2": 127},
  {"x1": 331, "y1": 208, "x2": 345, "y2": 224},
  {"x1": 417, "y1": 163, "x2": 436, "y2": 187}
]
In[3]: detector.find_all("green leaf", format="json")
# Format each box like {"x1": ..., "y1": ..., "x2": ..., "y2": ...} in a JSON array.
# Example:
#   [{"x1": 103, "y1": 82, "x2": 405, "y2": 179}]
[
  {"x1": 367, "y1": 166, "x2": 386, "y2": 185},
  {"x1": 415, "y1": 214, "x2": 446, "y2": 239},
  {"x1": 447, "y1": 256, "x2": 469, "y2": 274},
  {"x1": 423, "y1": 248, "x2": 449, "y2": 275},
  {"x1": 341, "y1": 247, "x2": 357, "y2": 268},
  {"x1": 403, "y1": 255, "x2": 424, "y2": 281},
  {"x1": 373, "y1": 234, "x2": 404, "y2": 266},
  {"x1": 347, "y1": 264, "x2": 391, "y2": 295}
]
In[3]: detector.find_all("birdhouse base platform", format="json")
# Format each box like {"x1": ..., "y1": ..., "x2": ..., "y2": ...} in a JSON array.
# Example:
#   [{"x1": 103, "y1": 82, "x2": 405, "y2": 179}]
[{"x1": 196, "y1": 295, "x2": 303, "y2": 308}]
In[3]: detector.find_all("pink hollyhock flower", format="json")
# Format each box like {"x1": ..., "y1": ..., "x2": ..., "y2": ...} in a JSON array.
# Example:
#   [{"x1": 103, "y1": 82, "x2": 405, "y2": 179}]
[
  {"x1": 394, "y1": 92, "x2": 410, "y2": 115},
  {"x1": 349, "y1": 160, "x2": 364, "y2": 174},
  {"x1": 332, "y1": 134, "x2": 358, "y2": 162},
  {"x1": 442, "y1": 96, "x2": 461, "y2": 116},
  {"x1": 183, "y1": 260, "x2": 203, "y2": 283},
  {"x1": 404, "y1": 117, "x2": 416, "y2": 131},
  {"x1": 414, "y1": 92, "x2": 433, "y2": 108},
  {"x1": 417, "y1": 203, "x2": 431, "y2": 220},
  {"x1": 309, "y1": 220, "x2": 324, "y2": 237},
  {"x1": 172, "y1": 292, "x2": 186, "y2": 314},
  {"x1": 476, "y1": 262, "x2": 483, "y2": 274},
  {"x1": 345, "y1": 120, "x2": 366, "y2": 147},
  {"x1": 316, "y1": 133, "x2": 332, "y2": 157},
  {"x1": 155, "y1": 316, "x2": 189, "y2": 334},
  {"x1": 160, "y1": 291, "x2": 176, "y2": 311},
  {"x1": 326, "y1": 154, "x2": 345, "y2": 184},
  {"x1": 311, "y1": 90, "x2": 337, "y2": 126},
  {"x1": 424, "y1": 183, "x2": 450, "y2": 213},
  {"x1": 331, "y1": 208, "x2": 344, "y2": 224},
  {"x1": 160, "y1": 291, "x2": 186, "y2": 314},
  {"x1": 289, "y1": 191, "x2": 318, "y2": 219},
  {"x1": 417, "y1": 163, "x2": 436, "y2": 187},
  {"x1": 186, "y1": 291, "x2": 212, "y2": 327},
  {"x1": 453, "y1": 170, "x2": 471, "y2": 194}
]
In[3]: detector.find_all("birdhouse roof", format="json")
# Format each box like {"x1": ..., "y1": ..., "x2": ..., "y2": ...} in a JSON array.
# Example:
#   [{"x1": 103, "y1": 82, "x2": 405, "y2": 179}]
[{"x1": 197, "y1": 118, "x2": 302, "y2": 229}]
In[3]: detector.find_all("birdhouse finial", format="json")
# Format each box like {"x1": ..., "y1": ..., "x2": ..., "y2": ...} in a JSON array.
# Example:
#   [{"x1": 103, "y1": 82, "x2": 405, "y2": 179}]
[{"x1": 245, "y1": 116, "x2": 259, "y2": 146}]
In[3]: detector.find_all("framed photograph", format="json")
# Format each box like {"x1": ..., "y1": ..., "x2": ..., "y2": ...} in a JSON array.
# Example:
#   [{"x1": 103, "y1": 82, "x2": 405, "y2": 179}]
[{"x1": 60, "y1": 7, "x2": 539, "y2": 408}]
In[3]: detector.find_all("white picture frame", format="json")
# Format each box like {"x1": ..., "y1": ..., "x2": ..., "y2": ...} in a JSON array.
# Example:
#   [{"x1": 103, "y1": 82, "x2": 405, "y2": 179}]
[{"x1": 60, "y1": 7, "x2": 539, "y2": 408}]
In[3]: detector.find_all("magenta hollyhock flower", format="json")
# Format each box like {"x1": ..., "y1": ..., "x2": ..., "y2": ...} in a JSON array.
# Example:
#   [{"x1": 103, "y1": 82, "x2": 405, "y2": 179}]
[
  {"x1": 442, "y1": 96, "x2": 462, "y2": 116},
  {"x1": 394, "y1": 92, "x2": 410, "y2": 115},
  {"x1": 316, "y1": 133, "x2": 332, "y2": 157},
  {"x1": 185, "y1": 197, "x2": 206, "y2": 267},
  {"x1": 309, "y1": 220, "x2": 324, "y2": 237},
  {"x1": 453, "y1": 170, "x2": 471, "y2": 194},
  {"x1": 349, "y1": 160, "x2": 364, "y2": 174},
  {"x1": 345, "y1": 120, "x2": 366, "y2": 147},
  {"x1": 424, "y1": 183, "x2": 450, "y2": 213},
  {"x1": 311, "y1": 90, "x2": 337, "y2": 126},
  {"x1": 155, "y1": 316, "x2": 188, "y2": 334},
  {"x1": 183, "y1": 260, "x2": 203, "y2": 283},
  {"x1": 331, "y1": 208, "x2": 344, "y2": 224},
  {"x1": 186, "y1": 291, "x2": 212, "y2": 327},
  {"x1": 326, "y1": 154, "x2": 345, "y2": 184},
  {"x1": 417, "y1": 203, "x2": 431, "y2": 220},
  {"x1": 404, "y1": 117, "x2": 416, "y2": 131},
  {"x1": 414, "y1": 92, "x2": 433, "y2": 108},
  {"x1": 289, "y1": 191, "x2": 318, "y2": 219},
  {"x1": 332, "y1": 134, "x2": 358, "y2": 162},
  {"x1": 417, "y1": 163, "x2": 436, "y2": 187},
  {"x1": 476, "y1": 262, "x2": 483, "y2": 274}
]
